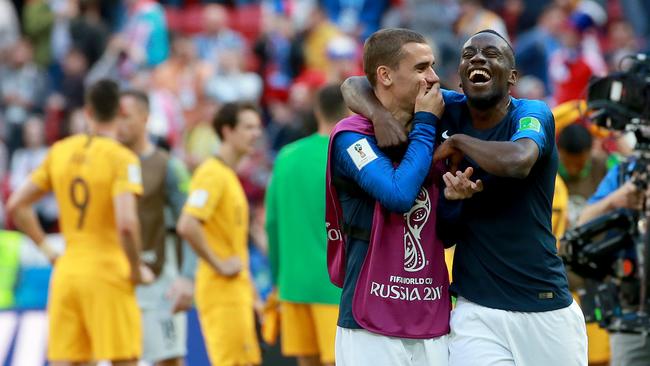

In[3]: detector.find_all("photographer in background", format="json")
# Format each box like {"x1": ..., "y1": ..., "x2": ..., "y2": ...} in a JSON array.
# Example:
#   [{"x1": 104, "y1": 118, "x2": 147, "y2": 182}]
[{"x1": 577, "y1": 160, "x2": 650, "y2": 366}]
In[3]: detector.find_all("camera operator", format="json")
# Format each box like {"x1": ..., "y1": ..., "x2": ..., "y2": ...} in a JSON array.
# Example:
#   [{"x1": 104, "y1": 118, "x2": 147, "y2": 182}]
[{"x1": 578, "y1": 161, "x2": 649, "y2": 366}]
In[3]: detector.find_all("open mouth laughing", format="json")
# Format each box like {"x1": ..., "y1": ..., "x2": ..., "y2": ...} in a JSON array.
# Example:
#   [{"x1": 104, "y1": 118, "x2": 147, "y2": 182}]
[{"x1": 468, "y1": 68, "x2": 492, "y2": 85}]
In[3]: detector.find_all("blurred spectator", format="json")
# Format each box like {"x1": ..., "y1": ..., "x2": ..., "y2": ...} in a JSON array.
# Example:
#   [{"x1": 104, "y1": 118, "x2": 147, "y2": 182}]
[
  {"x1": 0, "y1": 39, "x2": 46, "y2": 156},
  {"x1": 321, "y1": 0, "x2": 390, "y2": 40},
  {"x1": 501, "y1": 0, "x2": 524, "y2": 39},
  {"x1": 49, "y1": 0, "x2": 77, "y2": 66},
  {"x1": 153, "y1": 32, "x2": 210, "y2": 129},
  {"x1": 557, "y1": 123, "x2": 608, "y2": 227},
  {"x1": 549, "y1": 8, "x2": 607, "y2": 105},
  {"x1": 515, "y1": 0, "x2": 552, "y2": 34},
  {"x1": 301, "y1": 5, "x2": 342, "y2": 73},
  {"x1": 205, "y1": 49, "x2": 263, "y2": 104},
  {"x1": 605, "y1": 20, "x2": 642, "y2": 71},
  {"x1": 619, "y1": 0, "x2": 650, "y2": 50},
  {"x1": 324, "y1": 35, "x2": 361, "y2": 83},
  {"x1": 9, "y1": 116, "x2": 58, "y2": 232},
  {"x1": 126, "y1": 71, "x2": 185, "y2": 149},
  {"x1": 69, "y1": 0, "x2": 110, "y2": 67},
  {"x1": 59, "y1": 48, "x2": 89, "y2": 111},
  {"x1": 382, "y1": 0, "x2": 459, "y2": 85},
  {"x1": 85, "y1": 35, "x2": 133, "y2": 86},
  {"x1": 120, "y1": 0, "x2": 169, "y2": 69},
  {"x1": 456, "y1": 0, "x2": 509, "y2": 42},
  {"x1": 254, "y1": 10, "x2": 303, "y2": 103},
  {"x1": 515, "y1": 4, "x2": 566, "y2": 96},
  {"x1": 0, "y1": 138, "x2": 7, "y2": 186},
  {"x1": 22, "y1": 0, "x2": 54, "y2": 68},
  {"x1": 43, "y1": 93, "x2": 66, "y2": 144},
  {"x1": 194, "y1": 4, "x2": 246, "y2": 72},
  {"x1": 0, "y1": 0, "x2": 19, "y2": 56},
  {"x1": 265, "y1": 100, "x2": 302, "y2": 155},
  {"x1": 513, "y1": 75, "x2": 546, "y2": 101},
  {"x1": 265, "y1": 70, "x2": 323, "y2": 155}
]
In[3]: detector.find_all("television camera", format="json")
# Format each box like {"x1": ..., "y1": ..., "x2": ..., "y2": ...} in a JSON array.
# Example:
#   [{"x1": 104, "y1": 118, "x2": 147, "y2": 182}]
[{"x1": 560, "y1": 53, "x2": 650, "y2": 334}]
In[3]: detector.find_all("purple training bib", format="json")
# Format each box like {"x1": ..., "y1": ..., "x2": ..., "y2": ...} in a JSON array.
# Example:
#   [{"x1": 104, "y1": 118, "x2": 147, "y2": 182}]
[{"x1": 325, "y1": 115, "x2": 450, "y2": 339}]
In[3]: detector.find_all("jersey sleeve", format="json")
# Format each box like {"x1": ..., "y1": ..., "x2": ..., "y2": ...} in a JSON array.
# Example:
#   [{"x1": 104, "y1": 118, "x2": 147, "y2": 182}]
[
  {"x1": 332, "y1": 112, "x2": 437, "y2": 213},
  {"x1": 510, "y1": 101, "x2": 553, "y2": 159},
  {"x1": 182, "y1": 164, "x2": 223, "y2": 221},
  {"x1": 30, "y1": 149, "x2": 53, "y2": 192},
  {"x1": 112, "y1": 149, "x2": 143, "y2": 197}
]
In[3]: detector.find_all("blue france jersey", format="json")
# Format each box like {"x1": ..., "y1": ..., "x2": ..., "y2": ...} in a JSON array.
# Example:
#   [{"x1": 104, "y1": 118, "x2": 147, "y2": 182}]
[{"x1": 440, "y1": 90, "x2": 572, "y2": 312}]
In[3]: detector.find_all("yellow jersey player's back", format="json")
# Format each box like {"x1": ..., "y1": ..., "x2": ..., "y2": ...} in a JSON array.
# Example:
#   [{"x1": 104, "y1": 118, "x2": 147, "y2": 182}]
[
  {"x1": 7, "y1": 79, "x2": 148, "y2": 366},
  {"x1": 32, "y1": 134, "x2": 142, "y2": 280}
]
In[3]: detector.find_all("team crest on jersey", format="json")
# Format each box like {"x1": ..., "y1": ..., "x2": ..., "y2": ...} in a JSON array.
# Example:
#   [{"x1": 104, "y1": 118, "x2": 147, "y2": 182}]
[
  {"x1": 346, "y1": 138, "x2": 377, "y2": 170},
  {"x1": 403, "y1": 188, "x2": 431, "y2": 272}
]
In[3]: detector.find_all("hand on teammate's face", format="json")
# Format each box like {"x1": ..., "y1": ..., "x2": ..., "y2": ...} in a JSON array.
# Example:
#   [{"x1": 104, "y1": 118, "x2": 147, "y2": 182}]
[
  {"x1": 415, "y1": 79, "x2": 445, "y2": 119},
  {"x1": 217, "y1": 256, "x2": 242, "y2": 277},
  {"x1": 443, "y1": 167, "x2": 483, "y2": 200},
  {"x1": 167, "y1": 276, "x2": 194, "y2": 313}
]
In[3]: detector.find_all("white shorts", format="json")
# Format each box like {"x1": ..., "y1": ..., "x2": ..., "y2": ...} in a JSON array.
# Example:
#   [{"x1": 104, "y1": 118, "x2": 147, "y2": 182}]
[
  {"x1": 137, "y1": 239, "x2": 187, "y2": 363},
  {"x1": 449, "y1": 297, "x2": 587, "y2": 366},
  {"x1": 335, "y1": 327, "x2": 448, "y2": 366}
]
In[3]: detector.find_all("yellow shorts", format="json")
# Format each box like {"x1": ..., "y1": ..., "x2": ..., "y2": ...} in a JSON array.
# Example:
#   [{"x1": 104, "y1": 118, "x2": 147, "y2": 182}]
[
  {"x1": 47, "y1": 271, "x2": 141, "y2": 362},
  {"x1": 198, "y1": 304, "x2": 261, "y2": 366},
  {"x1": 280, "y1": 302, "x2": 339, "y2": 364},
  {"x1": 587, "y1": 322, "x2": 610, "y2": 363}
]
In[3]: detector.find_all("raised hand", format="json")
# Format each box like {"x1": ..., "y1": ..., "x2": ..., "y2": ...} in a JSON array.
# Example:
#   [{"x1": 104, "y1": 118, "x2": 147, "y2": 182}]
[{"x1": 443, "y1": 167, "x2": 483, "y2": 200}]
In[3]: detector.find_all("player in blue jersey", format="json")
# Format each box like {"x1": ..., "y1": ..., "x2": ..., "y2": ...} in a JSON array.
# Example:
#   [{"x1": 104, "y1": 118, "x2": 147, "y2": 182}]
[
  {"x1": 342, "y1": 29, "x2": 587, "y2": 366},
  {"x1": 330, "y1": 29, "x2": 481, "y2": 366}
]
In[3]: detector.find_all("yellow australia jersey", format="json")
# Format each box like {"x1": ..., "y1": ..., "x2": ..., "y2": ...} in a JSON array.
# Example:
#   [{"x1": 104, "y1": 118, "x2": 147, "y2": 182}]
[
  {"x1": 552, "y1": 175, "x2": 569, "y2": 248},
  {"x1": 183, "y1": 157, "x2": 254, "y2": 305},
  {"x1": 30, "y1": 134, "x2": 142, "y2": 281}
]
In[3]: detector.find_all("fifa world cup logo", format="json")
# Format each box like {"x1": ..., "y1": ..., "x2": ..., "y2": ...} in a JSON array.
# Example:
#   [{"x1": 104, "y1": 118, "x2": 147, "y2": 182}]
[
  {"x1": 354, "y1": 143, "x2": 366, "y2": 158},
  {"x1": 403, "y1": 188, "x2": 430, "y2": 272}
]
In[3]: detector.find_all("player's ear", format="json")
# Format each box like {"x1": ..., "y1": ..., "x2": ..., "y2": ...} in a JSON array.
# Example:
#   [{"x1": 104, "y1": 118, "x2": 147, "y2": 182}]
[
  {"x1": 377, "y1": 65, "x2": 392, "y2": 87},
  {"x1": 508, "y1": 69, "x2": 518, "y2": 87},
  {"x1": 222, "y1": 124, "x2": 233, "y2": 140},
  {"x1": 84, "y1": 105, "x2": 93, "y2": 122}
]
